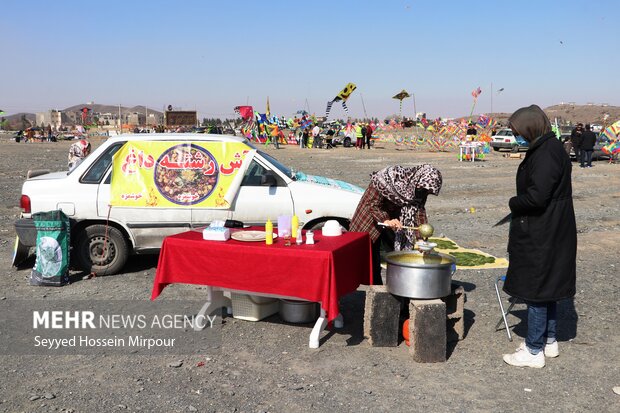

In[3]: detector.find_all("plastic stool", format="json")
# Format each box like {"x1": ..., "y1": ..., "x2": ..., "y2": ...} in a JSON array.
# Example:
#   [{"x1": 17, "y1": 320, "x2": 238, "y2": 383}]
[{"x1": 494, "y1": 275, "x2": 520, "y2": 341}]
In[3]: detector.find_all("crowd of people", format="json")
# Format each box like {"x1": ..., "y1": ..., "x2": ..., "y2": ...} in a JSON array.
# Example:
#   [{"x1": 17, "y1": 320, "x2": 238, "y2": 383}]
[{"x1": 568, "y1": 123, "x2": 599, "y2": 167}]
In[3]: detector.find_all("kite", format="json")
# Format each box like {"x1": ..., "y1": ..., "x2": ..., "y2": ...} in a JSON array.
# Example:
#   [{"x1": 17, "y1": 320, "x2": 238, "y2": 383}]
[
  {"x1": 392, "y1": 89, "x2": 411, "y2": 117},
  {"x1": 325, "y1": 82, "x2": 357, "y2": 119},
  {"x1": 497, "y1": 88, "x2": 504, "y2": 94},
  {"x1": 471, "y1": 87, "x2": 482, "y2": 100},
  {"x1": 234, "y1": 106, "x2": 254, "y2": 121},
  {"x1": 469, "y1": 87, "x2": 482, "y2": 120}
]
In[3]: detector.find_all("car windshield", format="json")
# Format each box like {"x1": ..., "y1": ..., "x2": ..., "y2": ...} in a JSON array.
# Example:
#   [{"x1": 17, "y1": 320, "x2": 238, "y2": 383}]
[
  {"x1": 497, "y1": 130, "x2": 512, "y2": 136},
  {"x1": 256, "y1": 150, "x2": 293, "y2": 179}
]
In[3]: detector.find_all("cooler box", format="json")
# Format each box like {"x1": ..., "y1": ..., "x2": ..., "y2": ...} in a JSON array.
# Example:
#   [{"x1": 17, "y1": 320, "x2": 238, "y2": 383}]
[{"x1": 231, "y1": 293, "x2": 279, "y2": 321}]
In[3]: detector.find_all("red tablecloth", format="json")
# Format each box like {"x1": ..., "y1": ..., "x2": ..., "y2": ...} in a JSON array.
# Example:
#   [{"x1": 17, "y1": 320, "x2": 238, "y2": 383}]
[{"x1": 151, "y1": 228, "x2": 372, "y2": 321}]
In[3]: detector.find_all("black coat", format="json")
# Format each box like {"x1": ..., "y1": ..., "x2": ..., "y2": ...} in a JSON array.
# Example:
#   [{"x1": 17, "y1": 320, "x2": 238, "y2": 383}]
[
  {"x1": 580, "y1": 130, "x2": 596, "y2": 150},
  {"x1": 504, "y1": 132, "x2": 577, "y2": 302},
  {"x1": 570, "y1": 128, "x2": 583, "y2": 148}
]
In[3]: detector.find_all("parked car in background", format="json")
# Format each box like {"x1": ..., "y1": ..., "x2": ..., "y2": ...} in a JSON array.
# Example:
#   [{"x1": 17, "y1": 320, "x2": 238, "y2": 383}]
[
  {"x1": 331, "y1": 131, "x2": 352, "y2": 147},
  {"x1": 14, "y1": 134, "x2": 364, "y2": 274},
  {"x1": 490, "y1": 129, "x2": 529, "y2": 152}
]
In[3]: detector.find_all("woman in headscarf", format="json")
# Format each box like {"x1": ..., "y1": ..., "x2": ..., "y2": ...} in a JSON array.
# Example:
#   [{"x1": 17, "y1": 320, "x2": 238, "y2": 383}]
[
  {"x1": 502, "y1": 105, "x2": 577, "y2": 368},
  {"x1": 350, "y1": 164, "x2": 442, "y2": 285}
]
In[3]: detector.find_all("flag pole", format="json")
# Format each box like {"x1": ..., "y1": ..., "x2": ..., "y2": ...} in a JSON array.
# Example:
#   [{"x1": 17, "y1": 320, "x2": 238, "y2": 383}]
[{"x1": 360, "y1": 93, "x2": 368, "y2": 120}]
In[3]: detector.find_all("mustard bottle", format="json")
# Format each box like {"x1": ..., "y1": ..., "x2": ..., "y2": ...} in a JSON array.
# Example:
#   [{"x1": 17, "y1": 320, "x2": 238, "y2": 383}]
[
  {"x1": 265, "y1": 219, "x2": 273, "y2": 245},
  {"x1": 291, "y1": 215, "x2": 299, "y2": 240}
]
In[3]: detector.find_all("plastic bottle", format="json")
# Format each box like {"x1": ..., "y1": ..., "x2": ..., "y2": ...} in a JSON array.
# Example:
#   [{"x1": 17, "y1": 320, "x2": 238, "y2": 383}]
[
  {"x1": 291, "y1": 215, "x2": 299, "y2": 240},
  {"x1": 296, "y1": 228, "x2": 303, "y2": 245},
  {"x1": 265, "y1": 219, "x2": 273, "y2": 245}
]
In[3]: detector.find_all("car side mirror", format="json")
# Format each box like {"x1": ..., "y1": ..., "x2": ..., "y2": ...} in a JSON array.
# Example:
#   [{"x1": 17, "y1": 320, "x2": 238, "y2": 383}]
[{"x1": 261, "y1": 174, "x2": 277, "y2": 187}]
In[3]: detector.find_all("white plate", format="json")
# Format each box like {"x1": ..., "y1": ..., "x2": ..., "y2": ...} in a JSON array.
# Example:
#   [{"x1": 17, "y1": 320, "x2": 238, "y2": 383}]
[
  {"x1": 416, "y1": 241, "x2": 437, "y2": 252},
  {"x1": 231, "y1": 231, "x2": 277, "y2": 242}
]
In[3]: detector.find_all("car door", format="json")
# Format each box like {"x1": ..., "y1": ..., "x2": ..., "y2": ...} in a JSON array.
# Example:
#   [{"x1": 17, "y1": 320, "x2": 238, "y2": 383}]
[
  {"x1": 92, "y1": 142, "x2": 192, "y2": 251},
  {"x1": 226, "y1": 156, "x2": 294, "y2": 226}
]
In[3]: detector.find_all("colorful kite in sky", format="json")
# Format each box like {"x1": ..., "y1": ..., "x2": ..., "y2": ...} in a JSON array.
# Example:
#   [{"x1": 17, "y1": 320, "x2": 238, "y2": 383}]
[
  {"x1": 325, "y1": 83, "x2": 357, "y2": 119},
  {"x1": 392, "y1": 89, "x2": 411, "y2": 117}
]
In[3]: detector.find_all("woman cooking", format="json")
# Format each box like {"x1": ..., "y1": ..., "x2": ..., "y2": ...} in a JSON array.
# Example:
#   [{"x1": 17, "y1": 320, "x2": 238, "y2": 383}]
[
  {"x1": 501, "y1": 104, "x2": 577, "y2": 368},
  {"x1": 350, "y1": 164, "x2": 443, "y2": 285}
]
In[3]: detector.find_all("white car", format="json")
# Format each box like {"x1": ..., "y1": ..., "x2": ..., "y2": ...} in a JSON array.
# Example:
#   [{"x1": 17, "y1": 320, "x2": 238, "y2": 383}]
[
  {"x1": 490, "y1": 129, "x2": 529, "y2": 152},
  {"x1": 15, "y1": 134, "x2": 364, "y2": 274}
]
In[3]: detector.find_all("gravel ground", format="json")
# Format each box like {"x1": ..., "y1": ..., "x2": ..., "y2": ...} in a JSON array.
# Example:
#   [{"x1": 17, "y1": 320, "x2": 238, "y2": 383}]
[{"x1": 0, "y1": 134, "x2": 618, "y2": 412}]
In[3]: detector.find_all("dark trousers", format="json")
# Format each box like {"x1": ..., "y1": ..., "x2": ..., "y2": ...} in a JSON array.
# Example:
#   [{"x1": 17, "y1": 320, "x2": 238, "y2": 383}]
[
  {"x1": 573, "y1": 147, "x2": 581, "y2": 161},
  {"x1": 370, "y1": 231, "x2": 395, "y2": 285},
  {"x1": 581, "y1": 149, "x2": 593, "y2": 167},
  {"x1": 365, "y1": 136, "x2": 371, "y2": 149}
]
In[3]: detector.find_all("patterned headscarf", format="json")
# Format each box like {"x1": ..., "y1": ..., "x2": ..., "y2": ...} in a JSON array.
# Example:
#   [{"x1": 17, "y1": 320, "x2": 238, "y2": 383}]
[{"x1": 371, "y1": 164, "x2": 442, "y2": 250}]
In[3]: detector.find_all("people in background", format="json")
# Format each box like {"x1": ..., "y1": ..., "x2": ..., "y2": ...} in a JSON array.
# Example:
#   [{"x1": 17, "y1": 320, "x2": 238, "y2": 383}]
[
  {"x1": 311, "y1": 124, "x2": 321, "y2": 148},
  {"x1": 579, "y1": 124, "x2": 596, "y2": 168},
  {"x1": 355, "y1": 123, "x2": 364, "y2": 149},
  {"x1": 502, "y1": 104, "x2": 576, "y2": 369},
  {"x1": 364, "y1": 122, "x2": 373, "y2": 149},
  {"x1": 570, "y1": 123, "x2": 583, "y2": 161},
  {"x1": 466, "y1": 123, "x2": 477, "y2": 138},
  {"x1": 349, "y1": 164, "x2": 443, "y2": 285},
  {"x1": 325, "y1": 126, "x2": 335, "y2": 149}
]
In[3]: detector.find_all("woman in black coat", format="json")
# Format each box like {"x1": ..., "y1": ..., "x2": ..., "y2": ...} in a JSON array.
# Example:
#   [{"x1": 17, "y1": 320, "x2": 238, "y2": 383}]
[{"x1": 502, "y1": 105, "x2": 577, "y2": 368}]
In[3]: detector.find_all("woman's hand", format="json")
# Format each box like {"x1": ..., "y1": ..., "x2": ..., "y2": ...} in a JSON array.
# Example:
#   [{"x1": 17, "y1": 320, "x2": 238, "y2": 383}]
[{"x1": 383, "y1": 219, "x2": 402, "y2": 230}]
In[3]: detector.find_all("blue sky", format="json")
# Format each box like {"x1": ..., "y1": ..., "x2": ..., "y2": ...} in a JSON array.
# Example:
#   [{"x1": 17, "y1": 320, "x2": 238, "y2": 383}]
[{"x1": 1, "y1": 0, "x2": 618, "y2": 119}]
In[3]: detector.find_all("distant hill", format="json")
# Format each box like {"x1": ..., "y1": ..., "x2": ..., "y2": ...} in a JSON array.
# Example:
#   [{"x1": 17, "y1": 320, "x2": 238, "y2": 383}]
[
  {"x1": 486, "y1": 104, "x2": 620, "y2": 127},
  {"x1": 1, "y1": 104, "x2": 163, "y2": 130},
  {"x1": 62, "y1": 103, "x2": 163, "y2": 117}
]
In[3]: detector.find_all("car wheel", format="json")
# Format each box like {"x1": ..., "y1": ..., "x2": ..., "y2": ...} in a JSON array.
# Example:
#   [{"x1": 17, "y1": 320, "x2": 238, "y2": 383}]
[
  {"x1": 493, "y1": 147, "x2": 500, "y2": 152},
  {"x1": 343, "y1": 137, "x2": 352, "y2": 147},
  {"x1": 75, "y1": 225, "x2": 129, "y2": 275},
  {"x1": 511, "y1": 145, "x2": 519, "y2": 153}
]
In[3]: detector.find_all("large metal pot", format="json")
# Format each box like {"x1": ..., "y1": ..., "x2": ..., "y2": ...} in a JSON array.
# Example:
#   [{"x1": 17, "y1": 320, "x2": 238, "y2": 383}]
[
  {"x1": 384, "y1": 251, "x2": 456, "y2": 299},
  {"x1": 279, "y1": 299, "x2": 320, "y2": 323}
]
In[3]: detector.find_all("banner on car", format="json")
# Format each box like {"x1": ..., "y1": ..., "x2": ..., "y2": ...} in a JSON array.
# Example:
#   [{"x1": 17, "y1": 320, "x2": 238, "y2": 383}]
[{"x1": 110, "y1": 141, "x2": 253, "y2": 208}]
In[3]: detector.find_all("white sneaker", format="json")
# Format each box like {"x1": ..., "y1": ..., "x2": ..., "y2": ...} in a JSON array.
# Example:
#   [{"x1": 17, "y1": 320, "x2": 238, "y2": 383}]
[
  {"x1": 544, "y1": 341, "x2": 559, "y2": 358},
  {"x1": 503, "y1": 342, "x2": 545, "y2": 368}
]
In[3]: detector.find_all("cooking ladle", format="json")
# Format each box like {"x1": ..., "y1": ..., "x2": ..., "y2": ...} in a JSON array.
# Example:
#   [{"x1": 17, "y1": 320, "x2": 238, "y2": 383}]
[{"x1": 378, "y1": 222, "x2": 434, "y2": 239}]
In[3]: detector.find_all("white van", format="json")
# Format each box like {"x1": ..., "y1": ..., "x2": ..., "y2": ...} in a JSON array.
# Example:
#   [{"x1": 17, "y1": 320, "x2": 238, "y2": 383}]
[{"x1": 15, "y1": 134, "x2": 364, "y2": 274}]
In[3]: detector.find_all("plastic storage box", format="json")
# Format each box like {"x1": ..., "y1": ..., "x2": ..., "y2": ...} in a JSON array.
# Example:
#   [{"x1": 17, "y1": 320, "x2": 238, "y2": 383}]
[{"x1": 231, "y1": 293, "x2": 279, "y2": 321}]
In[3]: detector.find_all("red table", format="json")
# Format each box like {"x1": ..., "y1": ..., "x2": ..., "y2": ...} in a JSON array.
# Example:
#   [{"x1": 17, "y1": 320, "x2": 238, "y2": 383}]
[{"x1": 151, "y1": 228, "x2": 372, "y2": 347}]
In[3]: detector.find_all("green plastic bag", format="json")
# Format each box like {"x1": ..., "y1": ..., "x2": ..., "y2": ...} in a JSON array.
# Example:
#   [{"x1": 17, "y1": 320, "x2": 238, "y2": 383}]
[{"x1": 30, "y1": 210, "x2": 70, "y2": 286}]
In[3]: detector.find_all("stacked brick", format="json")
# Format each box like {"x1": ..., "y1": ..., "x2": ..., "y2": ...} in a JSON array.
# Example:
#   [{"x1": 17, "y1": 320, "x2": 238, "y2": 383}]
[{"x1": 364, "y1": 283, "x2": 466, "y2": 363}]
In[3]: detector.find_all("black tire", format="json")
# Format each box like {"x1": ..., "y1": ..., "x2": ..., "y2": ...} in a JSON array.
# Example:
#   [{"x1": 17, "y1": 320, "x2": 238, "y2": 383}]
[
  {"x1": 493, "y1": 147, "x2": 500, "y2": 152},
  {"x1": 343, "y1": 137, "x2": 352, "y2": 147},
  {"x1": 511, "y1": 145, "x2": 519, "y2": 153},
  {"x1": 75, "y1": 225, "x2": 129, "y2": 275}
]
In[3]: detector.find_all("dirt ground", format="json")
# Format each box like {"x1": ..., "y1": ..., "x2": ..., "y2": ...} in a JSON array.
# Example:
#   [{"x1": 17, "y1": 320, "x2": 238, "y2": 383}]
[{"x1": 0, "y1": 134, "x2": 618, "y2": 412}]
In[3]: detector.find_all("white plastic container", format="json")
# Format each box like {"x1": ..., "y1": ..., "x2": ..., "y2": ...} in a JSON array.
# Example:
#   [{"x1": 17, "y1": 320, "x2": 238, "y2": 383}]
[
  {"x1": 231, "y1": 293, "x2": 279, "y2": 321},
  {"x1": 202, "y1": 226, "x2": 230, "y2": 241}
]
